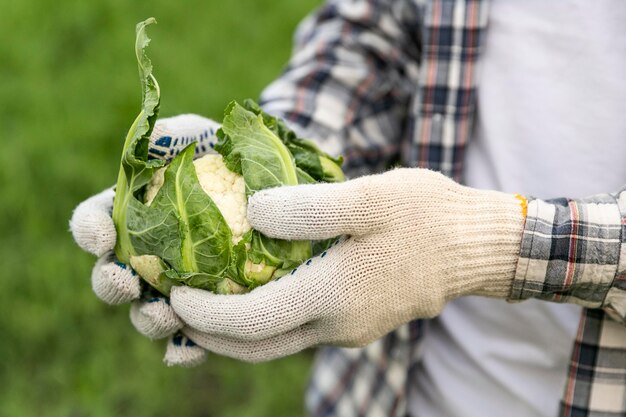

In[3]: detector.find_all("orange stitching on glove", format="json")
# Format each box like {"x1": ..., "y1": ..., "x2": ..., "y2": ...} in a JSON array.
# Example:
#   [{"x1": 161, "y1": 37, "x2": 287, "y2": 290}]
[{"x1": 515, "y1": 194, "x2": 528, "y2": 218}]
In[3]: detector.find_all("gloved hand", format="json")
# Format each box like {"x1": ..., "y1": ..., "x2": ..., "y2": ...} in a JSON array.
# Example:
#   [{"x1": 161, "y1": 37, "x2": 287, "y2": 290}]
[
  {"x1": 108, "y1": 168, "x2": 526, "y2": 363},
  {"x1": 71, "y1": 113, "x2": 221, "y2": 366}
]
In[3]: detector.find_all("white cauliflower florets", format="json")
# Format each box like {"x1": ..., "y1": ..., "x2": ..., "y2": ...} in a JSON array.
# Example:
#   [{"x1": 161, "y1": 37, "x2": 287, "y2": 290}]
[{"x1": 145, "y1": 154, "x2": 251, "y2": 244}]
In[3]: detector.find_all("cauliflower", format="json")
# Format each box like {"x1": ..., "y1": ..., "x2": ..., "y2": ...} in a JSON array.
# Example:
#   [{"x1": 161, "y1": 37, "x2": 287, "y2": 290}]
[
  {"x1": 145, "y1": 154, "x2": 251, "y2": 244},
  {"x1": 111, "y1": 20, "x2": 345, "y2": 296},
  {"x1": 140, "y1": 153, "x2": 279, "y2": 293}
]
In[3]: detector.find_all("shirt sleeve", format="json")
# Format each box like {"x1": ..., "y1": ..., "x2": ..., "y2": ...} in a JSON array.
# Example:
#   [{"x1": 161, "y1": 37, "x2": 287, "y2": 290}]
[
  {"x1": 259, "y1": 0, "x2": 422, "y2": 177},
  {"x1": 511, "y1": 188, "x2": 626, "y2": 323}
]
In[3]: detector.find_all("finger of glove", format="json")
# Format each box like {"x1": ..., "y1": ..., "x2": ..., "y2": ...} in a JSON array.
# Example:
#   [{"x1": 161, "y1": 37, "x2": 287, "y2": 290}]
[
  {"x1": 70, "y1": 188, "x2": 116, "y2": 256},
  {"x1": 149, "y1": 114, "x2": 220, "y2": 161},
  {"x1": 130, "y1": 298, "x2": 183, "y2": 340},
  {"x1": 91, "y1": 253, "x2": 141, "y2": 305},
  {"x1": 247, "y1": 179, "x2": 379, "y2": 240},
  {"x1": 170, "y1": 240, "x2": 347, "y2": 341},
  {"x1": 163, "y1": 332, "x2": 207, "y2": 367},
  {"x1": 182, "y1": 324, "x2": 320, "y2": 363}
]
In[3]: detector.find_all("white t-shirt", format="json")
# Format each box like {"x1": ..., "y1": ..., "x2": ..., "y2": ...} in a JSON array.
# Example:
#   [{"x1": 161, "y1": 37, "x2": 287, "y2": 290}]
[{"x1": 410, "y1": 1, "x2": 626, "y2": 416}]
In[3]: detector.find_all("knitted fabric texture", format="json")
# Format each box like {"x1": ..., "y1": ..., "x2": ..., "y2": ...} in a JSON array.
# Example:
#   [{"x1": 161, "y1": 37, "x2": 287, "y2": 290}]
[{"x1": 168, "y1": 168, "x2": 525, "y2": 356}]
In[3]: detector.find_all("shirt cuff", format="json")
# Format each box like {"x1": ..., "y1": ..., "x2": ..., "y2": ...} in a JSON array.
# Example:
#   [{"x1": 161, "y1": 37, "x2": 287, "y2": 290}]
[{"x1": 510, "y1": 192, "x2": 625, "y2": 311}]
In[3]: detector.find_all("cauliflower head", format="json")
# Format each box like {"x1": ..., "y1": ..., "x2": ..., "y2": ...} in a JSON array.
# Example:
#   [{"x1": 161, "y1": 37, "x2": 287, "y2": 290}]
[{"x1": 145, "y1": 154, "x2": 251, "y2": 245}]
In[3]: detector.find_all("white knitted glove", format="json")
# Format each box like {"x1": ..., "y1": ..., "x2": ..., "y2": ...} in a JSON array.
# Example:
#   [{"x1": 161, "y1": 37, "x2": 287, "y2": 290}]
[
  {"x1": 144, "y1": 168, "x2": 526, "y2": 362},
  {"x1": 70, "y1": 114, "x2": 220, "y2": 366}
]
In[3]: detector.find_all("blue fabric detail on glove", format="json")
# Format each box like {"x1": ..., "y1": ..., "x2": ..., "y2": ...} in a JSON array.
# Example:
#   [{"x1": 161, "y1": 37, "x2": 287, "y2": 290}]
[{"x1": 154, "y1": 136, "x2": 172, "y2": 147}]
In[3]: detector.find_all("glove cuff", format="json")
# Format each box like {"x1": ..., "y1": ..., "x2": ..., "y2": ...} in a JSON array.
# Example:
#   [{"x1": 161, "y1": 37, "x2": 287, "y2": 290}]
[{"x1": 445, "y1": 190, "x2": 526, "y2": 300}]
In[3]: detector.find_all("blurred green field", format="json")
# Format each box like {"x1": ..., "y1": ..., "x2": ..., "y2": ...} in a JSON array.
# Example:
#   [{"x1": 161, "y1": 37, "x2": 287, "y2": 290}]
[{"x1": 0, "y1": 1, "x2": 321, "y2": 416}]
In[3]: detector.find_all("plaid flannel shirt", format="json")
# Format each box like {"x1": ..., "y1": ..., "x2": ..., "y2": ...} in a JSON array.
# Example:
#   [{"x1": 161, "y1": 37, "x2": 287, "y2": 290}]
[{"x1": 260, "y1": 0, "x2": 626, "y2": 415}]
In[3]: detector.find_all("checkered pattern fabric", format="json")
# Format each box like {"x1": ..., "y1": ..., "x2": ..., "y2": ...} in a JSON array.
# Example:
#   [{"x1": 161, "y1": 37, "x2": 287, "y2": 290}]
[
  {"x1": 513, "y1": 193, "x2": 626, "y2": 416},
  {"x1": 259, "y1": 0, "x2": 626, "y2": 415},
  {"x1": 559, "y1": 309, "x2": 626, "y2": 416},
  {"x1": 512, "y1": 195, "x2": 623, "y2": 308}
]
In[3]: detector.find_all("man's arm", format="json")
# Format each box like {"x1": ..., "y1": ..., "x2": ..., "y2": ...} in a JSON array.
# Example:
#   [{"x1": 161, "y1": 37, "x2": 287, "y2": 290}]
[
  {"x1": 260, "y1": 0, "x2": 422, "y2": 177},
  {"x1": 511, "y1": 188, "x2": 626, "y2": 322}
]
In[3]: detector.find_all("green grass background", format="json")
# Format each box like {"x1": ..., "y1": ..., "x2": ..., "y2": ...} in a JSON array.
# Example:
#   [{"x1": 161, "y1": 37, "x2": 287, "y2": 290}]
[{"x1": 0, "y1": 1, "x2": 322, "y2": 415}]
